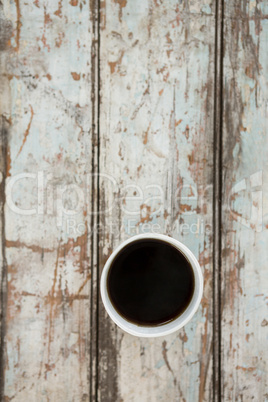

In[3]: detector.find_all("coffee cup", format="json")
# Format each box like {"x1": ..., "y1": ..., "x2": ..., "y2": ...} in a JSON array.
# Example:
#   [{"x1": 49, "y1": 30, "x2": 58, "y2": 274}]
[{"x1": 100, "y1": 233, "x2": 203, "y2": 337}]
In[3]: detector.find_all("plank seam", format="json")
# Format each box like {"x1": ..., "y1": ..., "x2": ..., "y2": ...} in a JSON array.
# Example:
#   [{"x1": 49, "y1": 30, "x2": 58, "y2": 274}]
[
  {"x1": 89, "y1": 0, "x2": 100, "y2": 401},
  {"x1": 0, "y1": 118, "x2": 8, "y2": 401},
  {"x1": 213, "y1": 0, "x2": 224, "y2": 401},
  {"x1": 95, "y1": 0, "x2": 101, "y2": 399}
]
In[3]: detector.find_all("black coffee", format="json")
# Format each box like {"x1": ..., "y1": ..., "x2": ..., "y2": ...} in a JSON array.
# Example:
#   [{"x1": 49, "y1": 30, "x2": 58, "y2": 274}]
[{"x1": 107, "y1": 239, "x2": 195, "y2": 326}]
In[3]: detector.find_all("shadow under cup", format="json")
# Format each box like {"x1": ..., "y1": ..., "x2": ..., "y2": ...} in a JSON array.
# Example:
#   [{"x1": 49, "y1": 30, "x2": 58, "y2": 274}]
[{"x1": 100, "y1": 234, "x2": 203, "y2": 337}]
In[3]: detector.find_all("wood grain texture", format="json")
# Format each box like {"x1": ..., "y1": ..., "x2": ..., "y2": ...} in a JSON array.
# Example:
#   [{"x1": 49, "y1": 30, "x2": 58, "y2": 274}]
[
  {"x1": 98, "y1": 1, "x2": 216, "y2": 400},
  {"x1": 0, "y1": 1, "x2": 95, "y2": 400},
  {"x1": 221, "y1": 0, "x2": 268, "y2": 400}
]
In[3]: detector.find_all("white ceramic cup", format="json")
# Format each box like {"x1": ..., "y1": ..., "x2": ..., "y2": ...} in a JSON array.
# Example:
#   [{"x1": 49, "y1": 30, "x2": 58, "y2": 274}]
[{"x1": 100, "y1": 233, "x2": 203, "y2": 337}]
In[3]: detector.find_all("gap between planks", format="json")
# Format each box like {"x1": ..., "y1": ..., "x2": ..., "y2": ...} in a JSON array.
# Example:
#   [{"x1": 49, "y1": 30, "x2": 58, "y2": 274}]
[
  {"x1": 0, "y1": 118, "x2": 9, "y2": 401},
  {"x1": 89, "y1": 0, "x2": 101, "y2": 401},
  {"x1": 213, "y1": 0, "x2": 224, "y2": 401}
]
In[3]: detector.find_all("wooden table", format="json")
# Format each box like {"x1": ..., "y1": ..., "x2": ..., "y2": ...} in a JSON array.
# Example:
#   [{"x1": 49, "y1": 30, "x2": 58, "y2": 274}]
[{"x1": 0, "y1": 1, "x2": 267, "y2": 401}]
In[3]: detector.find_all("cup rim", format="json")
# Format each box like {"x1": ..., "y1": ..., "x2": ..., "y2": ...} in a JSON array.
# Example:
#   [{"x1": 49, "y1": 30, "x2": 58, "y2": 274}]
[{"x1": 100, "y1": 233, "x2": 203, "y2": 337}]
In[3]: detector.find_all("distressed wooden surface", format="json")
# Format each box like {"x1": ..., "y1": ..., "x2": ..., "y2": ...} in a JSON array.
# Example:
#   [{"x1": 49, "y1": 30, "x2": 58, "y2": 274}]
[
  {"x1": 221, "y1": 0, "x2": 268, "y2": 400},
  {"x1": 0, "y1": 0, "x2": 267, "y2": 401}
]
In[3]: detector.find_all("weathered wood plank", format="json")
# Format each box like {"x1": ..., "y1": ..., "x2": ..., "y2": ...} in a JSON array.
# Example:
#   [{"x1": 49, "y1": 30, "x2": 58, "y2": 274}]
[
  {"x1": 0, "y1": 5, "x2": 14, "y2": 400},
  {"x1": 0, "y1": 1, "x2": 95, "y2": 400},
  {"x1": 98, "y1": 1, "x2": 216, "y2": 400},
  {"x1": 221, "y1": 0, "x2": 268, "y2": 400}
]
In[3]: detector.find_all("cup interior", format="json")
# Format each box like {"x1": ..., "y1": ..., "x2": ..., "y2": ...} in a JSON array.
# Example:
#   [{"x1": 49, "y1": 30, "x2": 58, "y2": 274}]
[{"x1": 100, "y1": 233, "x2": 203, "y2": 337}]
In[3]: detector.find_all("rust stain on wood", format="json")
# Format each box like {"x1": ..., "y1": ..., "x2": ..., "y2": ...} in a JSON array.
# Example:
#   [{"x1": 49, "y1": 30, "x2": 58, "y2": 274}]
[
  {"x1": 55, "y1": 32, "x2": 65, "y2": 48},
  {"x1": 108, "y1": 51, "x2": 124, "y2": 74},
  {"x1": 40, "y1": 33, "x2": 50, "y2": 51},
  {"x1": 5, "y1": 240, "x2": 54, "y2": 254},
  {"x1": 178, "y1": 329, "x2": 188, "y2": 343},
  {"x1": 113, "y1": 0, "x2": 127, "y2": 22},
  {"x1": 46, "y1": 244, "x2": 60, "y2": 369},
  {"x1": 143, "y1": 122, "x2": 151, "y2": 145},
  {"x1": 44, "y1": 10, "x2": 52, "y2": 25},
  {"x1": 137, "y1": 204, "x2": 153, "y2": 224},
  {"x1": 162, "y1": 341, "x2": 176, "y2": 384},
  {"x1": 14, "y1": 0, "x2": 22, "y2": 51},
  {"x1": 71, "y1": 72, "x2": 81, "y2": 81},
  {"x1": 179, "y1": 204, "x2": 192, "y2": 213},
  {"x1": 236, "y1": 366, "x2": 256, "y2": 373},
  {"x1": 6, "y1": 147, "x2": 11, "y2": 177},
  {"x1": 16, "y1": 105, "x2": 34, "y2": 158},
  {"x1": 54, "y1": 0, "x2": 63, "y2": 17}
]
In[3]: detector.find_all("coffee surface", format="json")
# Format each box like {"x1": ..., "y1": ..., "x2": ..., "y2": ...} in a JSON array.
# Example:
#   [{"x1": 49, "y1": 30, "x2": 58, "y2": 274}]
[{"x1": 107, "y1": 239, "x2": 195, "y2": 326}]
